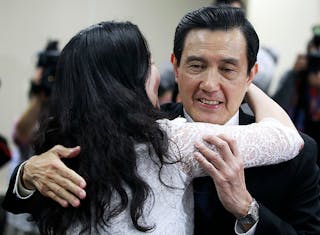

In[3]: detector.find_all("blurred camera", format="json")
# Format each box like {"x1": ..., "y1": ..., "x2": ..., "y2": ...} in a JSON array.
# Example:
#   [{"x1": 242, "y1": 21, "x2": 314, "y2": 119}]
[
  {"x1": 305, "y1": 25, "x2": 320, "y2": 74},
  {"x1": 30, "y1": 40, "x2": 60, "y2": 97},
  {"x1": 309, "y1": 25, "x2": 320, "y2": 53}
]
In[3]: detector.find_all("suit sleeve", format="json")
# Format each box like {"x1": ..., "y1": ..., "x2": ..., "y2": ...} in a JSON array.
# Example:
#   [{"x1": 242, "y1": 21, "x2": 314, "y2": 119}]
[
  {"x1": 255, "y1": 133, "x2": 320, "y2": 235},
  {"x1": 1, "y1": 163, "x2": 42, "y2": 216}
]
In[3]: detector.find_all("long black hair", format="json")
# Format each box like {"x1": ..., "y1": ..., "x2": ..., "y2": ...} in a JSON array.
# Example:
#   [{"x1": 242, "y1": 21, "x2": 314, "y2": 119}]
[{"x1": 33, "y1": 21, "x2": 169, "y2": 234}]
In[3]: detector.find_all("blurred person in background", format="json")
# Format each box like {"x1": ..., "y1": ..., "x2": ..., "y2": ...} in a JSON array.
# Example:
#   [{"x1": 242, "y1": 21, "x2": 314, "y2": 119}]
[
  {"x1": 0, "y1": 135, "x2": 11, "y2": 168},
  {"x1": 273, "y1": 54, "x2": 308, "y2": 113},
  {"x1": 273, "y1": 25, "x2": 320, "y2": 165},
  {"x1": 272, "y1": 26, "x2": 320, "y2": 113},
  {"x1": 5, "y1": 41, "x2": 60, "y2": 235},
  {"x1": 158, "y1": 62, "x2": 177, "y2": 104},
  {"x1": 0, "y1": 78, "x2": 11, "y2": 167},
  {"x1": 0, "y1": 134, "x2": 11, "y2": 235},
  {"x1": 295, "y1": 53, "x2": 320, "y2": 164},
  {"x1": 0, "y1": 77, "x2": 12, "y2": 235}
]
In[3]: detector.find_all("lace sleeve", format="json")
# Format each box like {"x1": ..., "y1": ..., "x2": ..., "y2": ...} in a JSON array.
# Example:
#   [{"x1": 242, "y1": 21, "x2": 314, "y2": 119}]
[{"x1": 158, "y1": 117, "x2": 303, "y2": 178}]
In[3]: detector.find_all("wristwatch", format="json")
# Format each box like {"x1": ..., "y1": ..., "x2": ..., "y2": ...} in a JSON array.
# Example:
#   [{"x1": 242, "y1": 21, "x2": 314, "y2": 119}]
[{"x1": 237, "y1": 198, "x2": 260, "y2": 232}]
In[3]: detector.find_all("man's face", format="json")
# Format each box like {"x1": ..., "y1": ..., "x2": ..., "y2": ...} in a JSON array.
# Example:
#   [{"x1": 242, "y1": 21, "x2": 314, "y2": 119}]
[
  {"x1": 173, "y1": 28, "x2": 257, "y2": 124},
  {"x1": 308, "y1": 71, "x2": 320, "y2": 88}
]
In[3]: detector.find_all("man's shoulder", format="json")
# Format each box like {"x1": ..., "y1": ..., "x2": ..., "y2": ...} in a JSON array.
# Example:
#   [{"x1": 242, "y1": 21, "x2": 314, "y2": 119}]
[
  {"x1": 160, "y1": 102, "x2": 184, "y2": 119},
  {"x1": 278, "y1": 132, "x2": 318, "y2": 181},
  {"x1": 239, "y1": 106, "x2": 255, "y2": 125},
  {"x1": 300, "y1": 132, "x2": 318, "y2": 149},
  {"x1": 295, "y1": 132, "x2": 318, "y2": 166}
]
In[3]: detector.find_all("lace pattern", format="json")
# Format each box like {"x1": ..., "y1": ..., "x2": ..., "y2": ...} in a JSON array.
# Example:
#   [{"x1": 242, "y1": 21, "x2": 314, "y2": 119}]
[
  {"x1": 68, "y1": 117, "x2": 302, "y2": 234},
  {"x1": 160, "y1": 117, "x2": 303, "y2": 178}
]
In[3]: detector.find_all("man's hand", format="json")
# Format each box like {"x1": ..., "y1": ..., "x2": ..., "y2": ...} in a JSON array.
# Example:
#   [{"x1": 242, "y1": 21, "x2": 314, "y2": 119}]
[
  {"x1": 194, "y1": 134, "x2": 252, "y2": 218},
  {"x1": 22, "y1": 145, "x2": 86, "y2": 208}
]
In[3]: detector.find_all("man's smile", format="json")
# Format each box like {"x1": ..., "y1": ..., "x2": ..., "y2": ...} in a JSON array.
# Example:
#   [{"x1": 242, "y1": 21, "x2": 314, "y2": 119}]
[{"x1": 198, "y1": 98, "x2": 222, "y2": 105}]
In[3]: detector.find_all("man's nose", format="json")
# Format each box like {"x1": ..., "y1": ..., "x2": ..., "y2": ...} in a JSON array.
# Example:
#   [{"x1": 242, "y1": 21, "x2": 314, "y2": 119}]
[{"x1": 199, "y1": 70, "x2": 220, "y2": 92}]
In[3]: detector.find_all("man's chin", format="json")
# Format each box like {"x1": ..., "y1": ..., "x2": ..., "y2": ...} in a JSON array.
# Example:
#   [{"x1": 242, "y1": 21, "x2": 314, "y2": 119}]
[{"x1": 193, "y1": 113, "x2": 226, "y2": 125}]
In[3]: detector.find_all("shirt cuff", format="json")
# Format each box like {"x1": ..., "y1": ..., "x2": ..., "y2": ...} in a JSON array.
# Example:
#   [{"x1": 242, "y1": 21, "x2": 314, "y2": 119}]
[
  {"x1": 13, "y1": 162, "x2": 36, "y2": 199},
  {"x1": 235, "y1": 220, "x2": 258, "y2": 235}
]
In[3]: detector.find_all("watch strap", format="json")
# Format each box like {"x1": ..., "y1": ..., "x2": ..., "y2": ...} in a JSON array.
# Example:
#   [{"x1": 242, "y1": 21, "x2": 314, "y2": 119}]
[{"x1": 237, "y1": 198, "x2": 259, "y2": 232}]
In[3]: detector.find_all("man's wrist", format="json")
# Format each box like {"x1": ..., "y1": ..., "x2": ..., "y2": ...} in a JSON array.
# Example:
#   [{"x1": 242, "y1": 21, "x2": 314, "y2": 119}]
[
  {"x1": 20, "y1": 161, "x2": 36, "y2": 190},
  {"x1": 236, "y1": 198, "x2": 260, "y2": 233},
  {"x1": 13, "y1": 162, "x2": 36, "y2": 199},
  {"x1": 235, "y1": 193, "x2": 253, "y2": 218}
]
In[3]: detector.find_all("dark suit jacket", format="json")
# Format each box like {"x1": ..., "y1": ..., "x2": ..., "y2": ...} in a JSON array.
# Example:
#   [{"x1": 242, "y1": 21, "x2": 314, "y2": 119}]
[
  {"x1": 161, "y1": 102, "x2": 320, "y2": 235},
  {"x1": 3, "y1": 102, "x2": 320, "y2": 235}
]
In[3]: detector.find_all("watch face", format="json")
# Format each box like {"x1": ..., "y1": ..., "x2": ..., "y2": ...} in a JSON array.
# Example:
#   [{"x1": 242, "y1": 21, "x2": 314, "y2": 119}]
[
  {"x1": 238, "y1": 200, "x2": 259, "y2": 232},
  {"x1": 239, "y1": 214, "x2": 255, "y2": 225},
  {"x1": 238, "y1": 215, "x2": 256, "y2": 233},
  {"x1": 239, "y1": 199, "x2": 259, "y2": 225}
]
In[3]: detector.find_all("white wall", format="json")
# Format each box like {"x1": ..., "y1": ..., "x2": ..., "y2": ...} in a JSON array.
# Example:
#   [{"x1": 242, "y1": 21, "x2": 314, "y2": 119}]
[
  {"x1": 0, "y1": 0, "x2": 213, "y2": 193},
  {"x1": 247, "y1": 0, "x2": 320, "y2": 94}
]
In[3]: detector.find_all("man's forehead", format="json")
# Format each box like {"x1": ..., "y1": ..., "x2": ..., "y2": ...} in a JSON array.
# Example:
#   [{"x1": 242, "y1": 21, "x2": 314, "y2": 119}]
[
  {"x1": 184, "y1": 28, "x2": 246, "y2": 47},
  {"x1": 182, "y1": 28, "x2": 247, "y2": 62}
]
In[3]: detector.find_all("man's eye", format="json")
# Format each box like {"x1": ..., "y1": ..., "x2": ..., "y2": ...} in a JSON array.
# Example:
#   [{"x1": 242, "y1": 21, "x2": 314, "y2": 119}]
[
  {"x1": 221, "y1": 67, "x2": 234, "y2": 72},
  {"x1": 189, "y1": 64, "x2": 205, "y2": 71},
  {"x1": 219, "y1": 66, "x2": 238, "y2": 80}
]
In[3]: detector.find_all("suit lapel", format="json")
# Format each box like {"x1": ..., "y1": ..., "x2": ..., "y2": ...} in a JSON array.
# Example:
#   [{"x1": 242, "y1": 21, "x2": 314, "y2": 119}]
[
  {"x1": 239, "y1": 108, "x2": 255, "y2": 125},
  {"x1": 160, "y1": 102, "x2": 184, "y2": 119}
]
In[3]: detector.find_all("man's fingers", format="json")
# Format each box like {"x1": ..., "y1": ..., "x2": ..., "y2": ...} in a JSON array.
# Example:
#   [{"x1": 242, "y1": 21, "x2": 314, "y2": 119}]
[
  {"x1": 52, "y1": 145, "x2": 81, "y2": 159},
  {"x1": 32, "y1": 180, "x2": 71, "y2": 207},
  {"x1": 23, "y1": 146, "x2": 87, "y2": 206},
  {"x1": 67, "y1": 146, "x2": 81, "y2": 158},
  {"x1": 46, "y1": 190, "x2": 69, "y2": 208},
  {"x1": 196, "y1": 135, "x2": 243, "y2": 178},
  {"x1": 216, "y1": 134, "x2": 240, "y2": 157},
  {"x1": 35, "y1": 175, "x2": 84, "y2": 207},
  {"x1": 202, "y1": 135, "x2": 236, "y2": 163},
  {"x1": 194, "y1": 141, "x2": 225, "y2": 170},
  {"x1": 53, "y1": 173, "x2": 86, "y2": 200},
  {"x1": 48, "y1": 145, "x2": 86, "y2": 188},
  {"x1": 44, "y1": 180, "x2": 82, "y2": 207},
  {"x1": 55, "y1": 164, "x2": 87, "y2": 189},
  {"x1": 194, "y1": 151, "x2": 221, "y2": 179}
]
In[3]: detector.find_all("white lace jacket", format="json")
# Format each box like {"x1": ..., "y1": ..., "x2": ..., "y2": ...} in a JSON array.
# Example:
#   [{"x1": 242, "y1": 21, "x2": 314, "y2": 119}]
[{"x1": 69, "y1": 117, "x2": 303, "y2": 235}]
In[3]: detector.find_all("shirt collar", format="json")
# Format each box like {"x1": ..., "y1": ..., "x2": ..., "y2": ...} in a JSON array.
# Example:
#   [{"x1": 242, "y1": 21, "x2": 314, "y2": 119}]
[{"x1": 183, "y1": 108, "x2": 239, "y2": 126}]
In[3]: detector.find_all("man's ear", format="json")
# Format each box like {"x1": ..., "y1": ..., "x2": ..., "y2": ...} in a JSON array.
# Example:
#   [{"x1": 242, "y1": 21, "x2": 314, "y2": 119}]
[
  {"x1": 171, "y1": 53, "x2": 179, "y2": 83},
  {"x1": 247, "y1": 63, "x2": 258, "y2": 85}
]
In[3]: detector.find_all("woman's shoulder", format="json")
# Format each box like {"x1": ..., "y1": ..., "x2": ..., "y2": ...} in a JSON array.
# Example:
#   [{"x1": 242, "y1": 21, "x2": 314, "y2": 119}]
[
  {"x1": 156, "y1": 117, "x2": 189, "y2": 134},
  {"x1": 157, "y1": 117, "x2": 187, "y2": 125}
]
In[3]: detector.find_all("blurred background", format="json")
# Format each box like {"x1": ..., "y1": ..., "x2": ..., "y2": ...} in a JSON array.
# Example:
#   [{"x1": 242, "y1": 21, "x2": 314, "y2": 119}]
[{"x1": 0, "y1": 0, "x2": 319, "y2": 195}]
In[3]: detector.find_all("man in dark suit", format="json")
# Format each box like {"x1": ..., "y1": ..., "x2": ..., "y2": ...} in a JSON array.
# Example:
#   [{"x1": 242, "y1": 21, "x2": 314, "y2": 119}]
[
  {"x1": 3, "y1": 6, "x2": 320, "y2": 235},
  {"x1": 162, "y1": 102, "x2": 320, "y2": 234},
  {"x1": 162, "y1": 6, "x2": 320, "y2": 234}
]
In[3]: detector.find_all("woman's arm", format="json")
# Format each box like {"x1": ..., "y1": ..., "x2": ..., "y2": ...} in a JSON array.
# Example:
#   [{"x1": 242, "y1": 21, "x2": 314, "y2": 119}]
[
  {"x1": 164, "y1": 117, "x2": 302, "y2": 172},
  {"x1": 246, "y1": 84, "x2": 296, "y2": 130}
]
